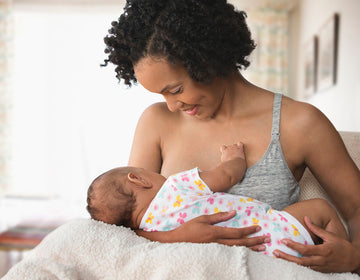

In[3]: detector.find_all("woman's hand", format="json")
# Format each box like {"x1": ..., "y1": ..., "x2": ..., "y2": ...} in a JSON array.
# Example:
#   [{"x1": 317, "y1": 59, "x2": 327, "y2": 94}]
[
  {"x1": 274, "y1": 217, "x2": 360, "y2": 273},
  {"x1": 136, "y1": 210, "x2": 269, "y2": 252}
]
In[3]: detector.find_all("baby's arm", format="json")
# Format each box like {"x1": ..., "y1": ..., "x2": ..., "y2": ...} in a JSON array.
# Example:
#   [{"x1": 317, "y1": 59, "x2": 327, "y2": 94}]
[{"x1": 199, "y1": 142, "x2": 246, "y2": 192}]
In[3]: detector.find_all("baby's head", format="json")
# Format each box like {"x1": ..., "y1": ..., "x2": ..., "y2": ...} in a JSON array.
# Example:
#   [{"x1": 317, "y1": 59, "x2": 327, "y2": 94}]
[
  {"x1": 86, "y1": 166, "x2": 164, "y2": 229},
  {"x1": 87, "y1": 167, "x2": 137, "y2": 228}
]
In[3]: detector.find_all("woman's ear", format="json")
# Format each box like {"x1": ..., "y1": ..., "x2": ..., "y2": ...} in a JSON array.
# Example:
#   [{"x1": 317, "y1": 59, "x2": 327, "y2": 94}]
[{"x1": 127, "y1": 172, "x2": 152, "y2": 188}]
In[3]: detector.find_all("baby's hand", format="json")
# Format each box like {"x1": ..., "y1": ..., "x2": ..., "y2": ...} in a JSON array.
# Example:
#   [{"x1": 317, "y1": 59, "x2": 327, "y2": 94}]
[{"x1": 220, "y1": 142, "x2": 245, "y2": 163}]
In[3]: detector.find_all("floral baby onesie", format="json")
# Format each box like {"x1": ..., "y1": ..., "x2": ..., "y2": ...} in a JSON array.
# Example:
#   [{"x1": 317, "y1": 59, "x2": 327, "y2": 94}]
[{"x1": 139, "y1": 167, "x2": 314, "y2": 257}]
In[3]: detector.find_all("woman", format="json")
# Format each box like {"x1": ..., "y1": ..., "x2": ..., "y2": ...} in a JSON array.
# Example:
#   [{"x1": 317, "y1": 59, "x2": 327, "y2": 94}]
[{"x1": 102, "y1": 0, "x2": 360, "y2": 274}]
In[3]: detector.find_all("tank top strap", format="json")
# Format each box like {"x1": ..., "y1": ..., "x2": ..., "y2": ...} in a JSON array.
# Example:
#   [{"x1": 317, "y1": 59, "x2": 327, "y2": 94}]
[
  {"x1": 271, "y1": 93, "x2": 283, "y2": 139},
  {"x1": 228, "y1": 92, "x2": 300, "y2": 210}
]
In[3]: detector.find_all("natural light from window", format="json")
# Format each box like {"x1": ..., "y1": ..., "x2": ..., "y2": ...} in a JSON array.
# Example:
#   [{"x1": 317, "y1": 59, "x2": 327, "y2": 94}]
[{"x1": 9, "y1": 3, "x2": 163, "y2": 219}]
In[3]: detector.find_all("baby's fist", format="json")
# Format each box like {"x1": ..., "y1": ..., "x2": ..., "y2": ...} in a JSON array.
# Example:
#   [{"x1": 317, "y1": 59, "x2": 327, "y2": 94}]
[{"x1": 220, "y1": 142, "x2": 245, "y2": 162}]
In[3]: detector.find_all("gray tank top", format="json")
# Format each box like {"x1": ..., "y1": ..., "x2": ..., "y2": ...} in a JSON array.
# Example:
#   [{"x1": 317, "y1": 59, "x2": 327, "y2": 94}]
[{"x1": 228, "y1": 93, "x2": 300, "y2": 210}]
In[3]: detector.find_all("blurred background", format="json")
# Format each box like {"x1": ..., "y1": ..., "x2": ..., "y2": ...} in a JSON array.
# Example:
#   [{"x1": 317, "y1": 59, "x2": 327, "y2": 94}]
[{"x1": 0, "y1": 0, "x2": 359, "y2": 273}]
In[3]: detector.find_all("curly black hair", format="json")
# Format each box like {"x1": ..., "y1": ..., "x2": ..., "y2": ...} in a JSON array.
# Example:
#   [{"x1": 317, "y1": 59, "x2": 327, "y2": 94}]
[
  {"x1": 103, "y1": 0, "x2": 256, "y2": 86},
  {"x1": 86, "y1": 169, "x2": 137, "y2": 228}
]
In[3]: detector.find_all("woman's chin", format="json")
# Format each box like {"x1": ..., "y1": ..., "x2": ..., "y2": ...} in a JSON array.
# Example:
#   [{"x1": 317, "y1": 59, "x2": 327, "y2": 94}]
[{"x1": 194, "y1": 113, "x2": 214, "y2": 121}]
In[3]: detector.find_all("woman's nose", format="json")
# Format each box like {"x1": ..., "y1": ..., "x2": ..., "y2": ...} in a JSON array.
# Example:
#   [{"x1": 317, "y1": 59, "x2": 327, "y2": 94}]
[{"x1": 165, "y1": 97, "x2": 183, "y2": 112}]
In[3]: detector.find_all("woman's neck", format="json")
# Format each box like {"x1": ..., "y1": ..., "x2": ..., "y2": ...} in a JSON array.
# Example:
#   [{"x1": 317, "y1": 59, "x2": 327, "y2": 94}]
[{"x1": 211, "y1": 72, "x2": 256, "y2": 122}]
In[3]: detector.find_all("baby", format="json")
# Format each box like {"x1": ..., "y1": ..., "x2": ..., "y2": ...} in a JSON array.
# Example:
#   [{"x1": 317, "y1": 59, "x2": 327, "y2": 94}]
[{"x1": 87, "y1": 143, "x2": 347, "y2": 257}]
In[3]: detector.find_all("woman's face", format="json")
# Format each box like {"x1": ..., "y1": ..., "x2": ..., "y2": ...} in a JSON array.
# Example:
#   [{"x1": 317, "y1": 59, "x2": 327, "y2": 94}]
[{"x1": 133, "y1": 56, "x2": 226, "y2": 120}]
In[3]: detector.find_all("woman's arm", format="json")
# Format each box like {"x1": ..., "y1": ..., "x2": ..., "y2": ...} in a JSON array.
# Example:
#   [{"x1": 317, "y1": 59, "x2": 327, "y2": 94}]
[
  {"x1": 135, "y1": 210, "x2": 269, "y2": 250},
  {"x1": 128, "y1": 103, "x2": 164, "y2": 172},
  {"x1": 275, "y1": 102, "x2": 360, "y2": 273}
]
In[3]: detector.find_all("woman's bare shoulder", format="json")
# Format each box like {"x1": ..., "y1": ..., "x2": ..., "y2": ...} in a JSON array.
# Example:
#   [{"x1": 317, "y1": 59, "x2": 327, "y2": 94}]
[
  {"x1": 135, "y1": 101, "x2": 181, "y2": 139},
  {"x1": 281, "y1": 96, "x2": 343, "y2": 158},
  {"x1": 140, "y1": 102, "x2": 179, "y2": 123},
  {"x1": 281, "y1": 96, "x2": 332, "y2": 133},
  {"x1": 142, "y1": 101, "x2": 170, "y2": 117},
  {"x1": 129, "y1": 102, "x2": 174, "y2": 170}
]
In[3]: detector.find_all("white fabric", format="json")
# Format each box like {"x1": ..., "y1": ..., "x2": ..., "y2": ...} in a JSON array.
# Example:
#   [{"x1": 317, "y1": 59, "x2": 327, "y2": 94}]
[
  {"x1": 141, "y1": 167, "x2": 313, "y2": 257},
  {"x1": 3, "y1": 219, "x2": 359, "y2": 280}
]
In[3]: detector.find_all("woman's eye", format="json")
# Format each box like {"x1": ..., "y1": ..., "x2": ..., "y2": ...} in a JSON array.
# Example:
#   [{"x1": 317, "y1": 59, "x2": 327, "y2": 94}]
[{"x1": 170, "y1": 86, "x2": 182, "y2": 95}]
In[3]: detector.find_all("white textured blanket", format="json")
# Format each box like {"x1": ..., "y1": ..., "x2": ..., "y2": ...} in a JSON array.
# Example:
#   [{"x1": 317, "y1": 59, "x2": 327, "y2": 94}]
[{"x1": 3, "y1": 219, "x2": 359, "y2": 280}]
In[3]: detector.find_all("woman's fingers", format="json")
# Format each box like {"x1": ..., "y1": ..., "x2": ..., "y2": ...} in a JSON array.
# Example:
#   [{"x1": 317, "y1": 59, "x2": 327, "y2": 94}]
[
  {"x1": 274, "y1": 225, "x2": 360, "y2": 273},
  {"x1": 273, "y1": 250, "x2": 322, "y2": 268},
  {"x1": 248, "y1": 244, "x2": 268, "y2": 252},
  {"x1": 273, "y1": 249, "x2": 336, "y2": 273},
  {"x1": 277, "y1": 239, "x2": 321, "y2": 256},
  {"x1": 304, "y1": 216, "x2": 332, "y2": 241},
  {"x1": 200, "y1": 211, "x2": 261, "y2": 236},
  {"x1": 199, "y1": 210, "x2": 237, "y2": 224},
  {"x1": 217, "y1": 234, "x2": 268, "y2": 248},
  {"x1": 211, "y1": 224, "x2": 260, "y2": 239},
  {"x1": 210, "y1": 223, "x2": 268, "y2": 247},
  {"x1": 174, "y1": 211, "x2": 268, "y2": 247},
  {"x1": 193, "y1": 211, "x2": 268, "y2": 246}
]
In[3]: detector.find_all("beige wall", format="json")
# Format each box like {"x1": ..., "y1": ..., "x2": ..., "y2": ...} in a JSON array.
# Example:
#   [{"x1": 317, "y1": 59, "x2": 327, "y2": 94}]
[{"x1": 290, "y1": 0, "x2": 360, "y2": 131}]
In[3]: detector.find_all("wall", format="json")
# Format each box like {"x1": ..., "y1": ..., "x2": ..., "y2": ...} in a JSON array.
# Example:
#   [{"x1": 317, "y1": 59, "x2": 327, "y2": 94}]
[{"x1": 291, "y1": 0, "x2": 360, "y2": 131}]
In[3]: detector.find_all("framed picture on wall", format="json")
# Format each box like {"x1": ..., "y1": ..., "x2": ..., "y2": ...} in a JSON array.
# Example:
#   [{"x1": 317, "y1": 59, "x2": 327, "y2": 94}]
[
  {"x1": 317, "y1": 13, "x2": 340, "y2": 91},
  {"x1": 304, "y1": 36, "x2": 318, "y2": 97}
]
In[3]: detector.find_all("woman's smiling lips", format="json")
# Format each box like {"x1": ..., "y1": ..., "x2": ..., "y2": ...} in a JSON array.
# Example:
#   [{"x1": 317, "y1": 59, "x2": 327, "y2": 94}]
[{"x1": 184, "y1": 105, "x2": 198, "y2": 116}]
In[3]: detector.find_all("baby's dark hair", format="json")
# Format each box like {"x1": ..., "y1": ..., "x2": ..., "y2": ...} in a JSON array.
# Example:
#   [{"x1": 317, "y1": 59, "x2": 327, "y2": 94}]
[
  {"x1": 86, "y1": 168, "x2": 137, "y2": 228},
  {"x1": 102, "y1": 0, "x2": 256, "y2": 86}
]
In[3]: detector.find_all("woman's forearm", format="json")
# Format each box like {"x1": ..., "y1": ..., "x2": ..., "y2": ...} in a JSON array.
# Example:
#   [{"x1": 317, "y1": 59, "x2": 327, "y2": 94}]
[
  {"x1": 134, "y1": 212, "x2": 268, "y2": 247},
  {"x1": 135, "y1": 229, "x2": 177, "y2": 243},
  {"x1": 347, "y1": 208, "x2": 360, "y2": 274}
]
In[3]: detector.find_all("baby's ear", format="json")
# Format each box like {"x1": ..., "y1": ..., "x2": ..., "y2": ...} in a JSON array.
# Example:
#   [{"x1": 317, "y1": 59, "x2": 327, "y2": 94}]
[{"x1": 127, "y1": 172, "x2": 152, "y2": 188}]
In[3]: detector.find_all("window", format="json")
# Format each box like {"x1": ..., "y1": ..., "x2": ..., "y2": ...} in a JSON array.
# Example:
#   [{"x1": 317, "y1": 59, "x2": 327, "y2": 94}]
[{"x1": 9, "y1": 2, "x2": 162, "y2": 217}]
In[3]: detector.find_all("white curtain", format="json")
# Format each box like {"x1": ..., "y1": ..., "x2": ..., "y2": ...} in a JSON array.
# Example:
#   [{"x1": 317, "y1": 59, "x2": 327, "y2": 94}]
[
  {"x1": 234, "y1": 0, "x2": 297, "y2": 94},
  {"x1": 0, "y1": 0, "x2": 12, "y2": 193},
  {"x1": 245, "y1": 8, "x2": 290, "y2": 93}
]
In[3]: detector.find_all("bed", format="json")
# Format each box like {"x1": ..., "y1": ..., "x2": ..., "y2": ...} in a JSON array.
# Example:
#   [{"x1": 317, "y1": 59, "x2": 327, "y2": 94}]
[{"x1": 3, "y1": 131, "x2": 360, "y2": 280}]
